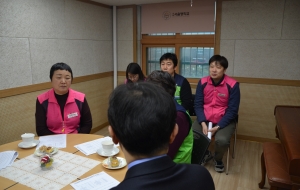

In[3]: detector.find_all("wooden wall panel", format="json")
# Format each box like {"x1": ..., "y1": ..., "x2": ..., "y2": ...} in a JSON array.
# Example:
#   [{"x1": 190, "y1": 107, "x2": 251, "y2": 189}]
[
  {"x1": 0, "y1": 90, "x2": 41, "y2": 145},
  {"x1": 71, "y1": 77, "x2": 113, "y2": 134},
  {"x1": 117, "y1": 76, "x2": 126, "y2": 85},
  {"x1": 238, "y1": 83, "x2": 300, "y2": 140}
]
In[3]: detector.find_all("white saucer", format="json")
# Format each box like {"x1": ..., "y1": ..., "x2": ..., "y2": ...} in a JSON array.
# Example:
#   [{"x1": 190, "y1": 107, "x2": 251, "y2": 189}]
[
  {"x1": 34, "y1": 147, "x2": 59, "y2": 156},
  {"x1": 97, "y1": 147, "x2": 119, "y2": 157},
  {"x1": 18, "y1": 140, "x2": 40, "y2": 149},
  {"x1": 102, "y1": 157, "x2": 127, "y2": 170}
]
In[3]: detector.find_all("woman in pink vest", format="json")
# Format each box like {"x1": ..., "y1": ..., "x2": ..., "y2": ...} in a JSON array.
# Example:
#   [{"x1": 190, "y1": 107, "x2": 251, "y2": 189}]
[
  {"x1": 35, "y1": 63, "x2": 92, "y2": 136},
  {"x1": 124, "y1": 62, "x2": 146, "y2": 84}
]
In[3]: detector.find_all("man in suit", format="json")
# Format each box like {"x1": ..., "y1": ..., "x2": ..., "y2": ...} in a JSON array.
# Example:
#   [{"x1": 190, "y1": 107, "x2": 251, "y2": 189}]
[{"x1": 108, "y1": 82, "x2": 215, "y2": 190}]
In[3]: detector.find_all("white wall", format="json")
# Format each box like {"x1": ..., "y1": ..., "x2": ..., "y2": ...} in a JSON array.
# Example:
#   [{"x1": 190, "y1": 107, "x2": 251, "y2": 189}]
[
  {"x1": 0, "y1": 0, "x2": 113, "y2": 90},
  {"x1": 117, "y1": 7, "x2": 134, "y2": 71},
  {"x1": 220, "y1": 0, "x2": 300, "y2": 80}
]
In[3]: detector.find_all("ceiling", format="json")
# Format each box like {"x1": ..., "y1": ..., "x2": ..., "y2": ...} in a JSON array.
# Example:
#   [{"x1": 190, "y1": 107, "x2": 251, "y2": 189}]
[{"x1": 91, "y1": 0, "x2": 189, "y2": 6}]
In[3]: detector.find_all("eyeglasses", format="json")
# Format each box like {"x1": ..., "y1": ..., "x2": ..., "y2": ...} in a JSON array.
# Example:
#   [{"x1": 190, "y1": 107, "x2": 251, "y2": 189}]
[{"x1": 128, "y1": 74, "x2": 139, "y2": 80}]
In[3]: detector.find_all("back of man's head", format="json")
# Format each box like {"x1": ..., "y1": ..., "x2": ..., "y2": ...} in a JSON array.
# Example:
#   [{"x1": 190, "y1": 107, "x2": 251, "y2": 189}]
[
  {"x1": 107, "y1": 82, "x2": 177, "y2": 157},
  {"x1": 146, "y1": 70, "x2": 176, "y2": 97}
]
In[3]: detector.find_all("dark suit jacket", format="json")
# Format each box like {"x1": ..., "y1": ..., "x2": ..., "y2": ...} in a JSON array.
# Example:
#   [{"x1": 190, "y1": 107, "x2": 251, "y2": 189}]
[{"x1": 110, "y1": 156, "x2": 215, "y2": 190}]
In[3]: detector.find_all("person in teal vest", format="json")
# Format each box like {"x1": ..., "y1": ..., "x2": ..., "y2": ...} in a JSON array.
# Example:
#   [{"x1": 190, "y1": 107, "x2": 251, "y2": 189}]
[
  {"x1": 160, "y1": 53, "x2": 193, "y2": 112},
  {"x1": 147, "y1": 70, "x2": 193, "y2": 164}
]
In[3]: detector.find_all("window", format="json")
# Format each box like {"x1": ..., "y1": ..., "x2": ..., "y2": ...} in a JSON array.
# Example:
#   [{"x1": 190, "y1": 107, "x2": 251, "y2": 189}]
[
  {"x1": 181, "y1": 32, "x2": 215, "y2": 35},
  {"x1": 180, "y1": 47, "x2": 214, "y2": 78},
  {"x1": 141, "y1": 34, "x2": 214, "y2": 82},
  {"x1": 149, "y1": 33, "x2": 175, "y2": 36}
]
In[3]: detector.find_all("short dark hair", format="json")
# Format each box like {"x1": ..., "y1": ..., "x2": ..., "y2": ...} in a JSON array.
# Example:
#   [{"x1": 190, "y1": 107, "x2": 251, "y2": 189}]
[
  {"x1": 126, "y1": 63, "x2": 145, "y2": 82},
  {"x1": 107, "y1": 83, "x2": 177, "y2": 157},
  {"x1": 209, "y1": 55, "x2": 228, "y2": 69},
  {"x1": 146, "y1": 70, "x2": 176, "y2": 97},
  {"x1": 50, "y1": 62, "x2": 73, "y2": 81},
  {"x1": 159, "y1": 53, "x2": 178, "y2": 67}
]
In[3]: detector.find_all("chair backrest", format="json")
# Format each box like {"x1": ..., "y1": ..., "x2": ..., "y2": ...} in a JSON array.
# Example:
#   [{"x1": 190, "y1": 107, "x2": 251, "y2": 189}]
[
  {"x1": 189, "y1": 94, "x2": 196, "y2": 116},
  {"x1": 191, "y1": 129, "x2": 211, "y2": 165}
]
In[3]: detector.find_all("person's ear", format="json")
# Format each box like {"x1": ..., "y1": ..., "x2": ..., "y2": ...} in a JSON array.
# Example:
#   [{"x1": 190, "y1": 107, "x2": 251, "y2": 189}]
[
  {"x1": 108, "y1": 125, "x2": 119, "y2": 145},
  {"x1": 169, "y1": 124, "x2": 179, "y2": 144}
]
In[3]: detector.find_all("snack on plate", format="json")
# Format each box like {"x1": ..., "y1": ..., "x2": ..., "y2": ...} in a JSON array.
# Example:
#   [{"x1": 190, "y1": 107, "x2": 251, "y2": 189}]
[
  {"x1": 40, "y1": 154, "x2": 53, "y2": 168},
  {"x1": 46, "y1": 146, "x2": 54, "y2": 154},
  {"x1": 39, "y1": 145, "x2": 54, "y2": 154},
  {"x1": 110, "y1": 156, "x2": 119, "y2": 168},
  {"x1": 39, "y1": 145, "x2": 47, "y2": 152}
]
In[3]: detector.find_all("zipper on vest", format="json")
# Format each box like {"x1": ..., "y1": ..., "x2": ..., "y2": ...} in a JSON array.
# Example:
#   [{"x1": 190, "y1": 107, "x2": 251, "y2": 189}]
[
  {"x1": 62, "y1": 121, "x2": 65, "y2": 133},
  {"x1": 213, "y1": 87, "x2": 216, "y2": 121}
]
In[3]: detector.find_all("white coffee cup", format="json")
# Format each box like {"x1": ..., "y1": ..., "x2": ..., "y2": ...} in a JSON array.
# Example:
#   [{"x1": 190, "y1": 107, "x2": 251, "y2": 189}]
[
  {"x1": 101, "y1": 140, "x2": 114, "y2": 154},
  {"x1": 21, "y1": 133, "x2": 35, "y2": 146}
]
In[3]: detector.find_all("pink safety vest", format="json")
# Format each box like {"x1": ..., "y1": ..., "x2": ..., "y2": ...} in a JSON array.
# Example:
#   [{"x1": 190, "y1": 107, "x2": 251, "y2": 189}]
[
  {"x1": 37, "y1": 88, "x2": 85, "y2": 134},
  {"x1": 201, "y1": 75, "x2": 237, "y2": 124}
]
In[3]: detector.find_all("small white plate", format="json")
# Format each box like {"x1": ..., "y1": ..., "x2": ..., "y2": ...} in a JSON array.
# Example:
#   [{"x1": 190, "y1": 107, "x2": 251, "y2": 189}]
[
  {"x1": 102, "y1": 157, "x2": 127, "y2": 170},
  {"x1": 34, "y1": 147, "x2": 59, "y2": 156},
  {"x1": 97, "y1": 147, "x2": 119, "y2": 157},
  {"x1": 18, "y1": 140, "x2": 40, "y2": 149}
]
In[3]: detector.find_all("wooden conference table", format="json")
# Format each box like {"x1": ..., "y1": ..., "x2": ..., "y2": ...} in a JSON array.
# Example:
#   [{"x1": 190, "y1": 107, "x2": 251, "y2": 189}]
[{"x1": 0, "y1": 134, "x2": 127, "y2": 190}]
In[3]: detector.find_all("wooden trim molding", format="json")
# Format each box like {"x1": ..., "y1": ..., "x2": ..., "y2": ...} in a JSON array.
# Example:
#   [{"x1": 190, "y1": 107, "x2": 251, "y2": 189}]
[
  {"x1": 91, "y1": 122, "x2": 109, "y2": 134},
  {"x1": 233, "y1": 77, "x2": 300, "y2": 87},
  {"x1": 142, "y1": 34, "x2": 214, "y2": 39},
  {"x1": 73, "y1": 72, "x2": 113, "y2": 83},
  {"x1": 190, "y1": 83, "x2": 198, "y2": 89},
  {"x1": 0, "y1": 72, "x2": 113, "y2": 98},
  {"x1": 0, "y1": 83, "x2": 52, "y2": 99},
  {"x1": 141, "y1": 36, "x2": 214, "y2": 45},
  {"x1": 118, "y1": 71, "x2": 126, "y2": 76},
  {"x1": 142, "y1": 45, "x2": 147, "y2": 75},
  {"x1": 188, "y1": 79, "x2": 200, "y2": 85}
]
